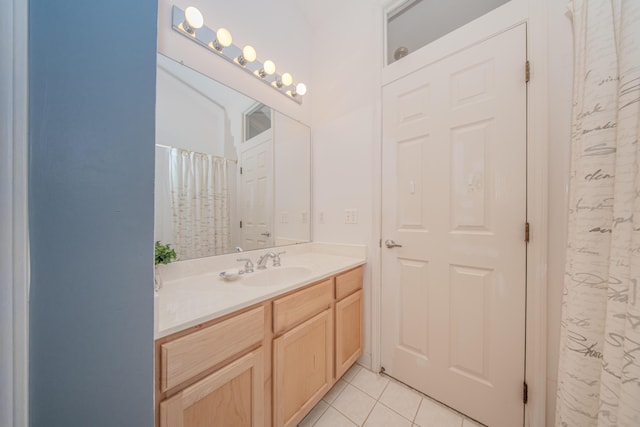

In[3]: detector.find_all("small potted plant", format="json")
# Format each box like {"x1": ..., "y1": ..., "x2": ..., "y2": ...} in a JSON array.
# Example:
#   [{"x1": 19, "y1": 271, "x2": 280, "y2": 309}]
[{"x1": 154, "y1": 241, "x2": 176, "y2": 292}]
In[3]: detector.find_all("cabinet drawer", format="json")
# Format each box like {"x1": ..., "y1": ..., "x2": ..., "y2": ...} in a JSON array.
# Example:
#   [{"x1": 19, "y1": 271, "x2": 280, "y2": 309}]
[
  {"x1": 273, "y1": 279, "x2": 333, "y2": 335},
  {"x1": 160, "y1": 306, "x2": 264, "y2": 392},
  {"x1": 335, "y1": 266, "x2": 363, "y2": 300},
  {"x1": 160, "y1": 348, "x2": 264, "y2": 427}
]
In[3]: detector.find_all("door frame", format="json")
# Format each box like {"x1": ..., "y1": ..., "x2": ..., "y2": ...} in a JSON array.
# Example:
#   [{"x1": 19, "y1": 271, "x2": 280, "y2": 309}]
[
  {"x1": 0, "y1": 0, "x2": 30, "y2": 425},
  {"x1": 372, "y1": 1, "x2": 549, "y2": 425}
]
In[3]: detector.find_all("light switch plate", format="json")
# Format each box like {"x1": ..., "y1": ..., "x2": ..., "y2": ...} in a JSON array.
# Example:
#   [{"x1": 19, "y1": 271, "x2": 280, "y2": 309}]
[{"x1": 344, "y1": 208, "x2": 358, "y2": 224}]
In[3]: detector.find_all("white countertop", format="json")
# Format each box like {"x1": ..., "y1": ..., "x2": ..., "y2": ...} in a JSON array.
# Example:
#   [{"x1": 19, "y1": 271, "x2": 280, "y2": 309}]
[{"x1": 155, "y1": 243, "x2": 366, "y2": 339}]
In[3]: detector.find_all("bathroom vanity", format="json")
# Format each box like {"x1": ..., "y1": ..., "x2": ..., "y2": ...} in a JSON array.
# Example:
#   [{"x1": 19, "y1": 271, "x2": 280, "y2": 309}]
[{"x1": 154, "y1": 244, "x2": 365, "y2": 427}]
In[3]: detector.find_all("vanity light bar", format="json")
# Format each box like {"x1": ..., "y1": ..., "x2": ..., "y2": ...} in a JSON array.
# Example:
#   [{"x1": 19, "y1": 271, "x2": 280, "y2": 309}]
[{"x1": 171, "y1": 5, "x2": 306, "y2": 104}]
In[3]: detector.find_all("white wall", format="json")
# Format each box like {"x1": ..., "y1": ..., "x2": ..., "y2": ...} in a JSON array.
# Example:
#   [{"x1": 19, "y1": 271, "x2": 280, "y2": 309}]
[
  {"x1": 157, "y1": 0, "x2": 312, "y2": 126},
  {"x1": 305, "y1": 0, "x2": 386, "y2": 368},
  {"x1": 545, "y1": 1, "x2": 573, "y2": 424}
]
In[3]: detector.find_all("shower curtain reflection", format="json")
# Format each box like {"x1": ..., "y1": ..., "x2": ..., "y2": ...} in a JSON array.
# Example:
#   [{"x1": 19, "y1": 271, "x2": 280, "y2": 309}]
[{"x1": 155, "y1": 145, "x2": 234, "y2": 260}]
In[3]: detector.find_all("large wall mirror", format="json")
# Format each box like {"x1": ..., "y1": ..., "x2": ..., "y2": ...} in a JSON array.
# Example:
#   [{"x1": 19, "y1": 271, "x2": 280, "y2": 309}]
[{"x1": 155, "y1": 54, "x2": 311, "y2": 260}]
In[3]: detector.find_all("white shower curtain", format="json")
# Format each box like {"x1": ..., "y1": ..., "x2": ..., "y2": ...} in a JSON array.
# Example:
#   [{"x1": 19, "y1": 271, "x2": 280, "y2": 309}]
[
  {"x1": 556, "y1": 1, "x2": 640, "y2": 426},
  {"x1": 170, "y1": 147, "x2": 232, "y2": 260}
]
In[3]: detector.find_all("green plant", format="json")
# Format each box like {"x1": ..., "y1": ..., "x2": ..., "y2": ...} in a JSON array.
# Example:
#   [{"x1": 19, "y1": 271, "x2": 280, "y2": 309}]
[{"x1": 155, "y1": 241, "x2": 177, "y2": 265}]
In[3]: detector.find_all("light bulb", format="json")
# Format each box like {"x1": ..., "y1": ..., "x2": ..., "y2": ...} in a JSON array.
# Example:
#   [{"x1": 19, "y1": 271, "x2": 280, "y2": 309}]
[
  {"x1": 183, "y1": 7, "x2": 204, "y2": 33},
  {"x1": 258, "y1": 60, "x2": 276, "y2": 78},
  {"x1": 215, "y1": 27, "x2": 232, "y2": 48},
  {"x1": 295, "y1": 82, "x2": 307, "y2": 96},
  {"x1": 263, "y1": 60, "x2": 276, "y2": 75},
  {"x1": 242, "y1": 45, "x2": 257, "y2": 63},
  {"x1": 281, "y1": 73, "x2": 293, "y2": 86}
]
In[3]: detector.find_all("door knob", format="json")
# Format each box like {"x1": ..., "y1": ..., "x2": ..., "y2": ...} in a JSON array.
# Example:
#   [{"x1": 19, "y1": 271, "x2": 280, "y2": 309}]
[
  {"x1": 261, "y1": 231, "x2": 271, "y2": 237},
  {"x1": 385, "y1": 239, "x2": 403, "y2": 248}
]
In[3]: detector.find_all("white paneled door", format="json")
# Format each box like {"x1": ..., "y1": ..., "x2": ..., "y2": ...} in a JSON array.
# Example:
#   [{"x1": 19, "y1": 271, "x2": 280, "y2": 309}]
[
  {"x1": 239, "y1": 131, "x2": 273, "y2": 250},
  {"x1": 381, "y1": 24, "x2": 527, "y2": 427}
]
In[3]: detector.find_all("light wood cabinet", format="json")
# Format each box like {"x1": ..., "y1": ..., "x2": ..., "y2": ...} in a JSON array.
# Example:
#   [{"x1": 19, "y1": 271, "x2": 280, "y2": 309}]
[
  {"x1": 335, "y1": 266, "x2": 363, "y2": 300},
  {"x1": 155, "y1": 265, "x2": 364, "y2": 427},
  {"x1": 272, "y1": 278, "x2": 333, "y2": 335},
  {"x1": 273, "y1": 309, "x2": 333, "y2": 427},
  {"x1": 160, "y1": 348, "x2": 264, "y2": 427},
  {"x1": 155, "y1": 304, "x2": 269, "y2": 427},
  {"x1": 160, "y1": 306, "x2": 264, "y2": 392},
  {"x1": 335, "y1": 289, "x2": 364, "y2": 378}
]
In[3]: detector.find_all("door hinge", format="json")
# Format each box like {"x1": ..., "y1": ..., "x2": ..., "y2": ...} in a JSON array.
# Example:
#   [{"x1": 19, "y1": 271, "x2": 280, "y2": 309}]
[
  {"x1": 240, "y1": 167, "x2": 243, "y2": 175},
  {"x1": 240, "y1": 220, "x2": 243, "y2": 229},
  {"x1": 525, "y1": 60, "x2": 530, "y2": 83},
  {"x1": 523, "y1": 381, "x2": 528, "y2": 404},
  {"x1": 379, "y1": 239, "x2": 382, "y2": 248},
  {"x1": 525, "y1": 222, "x2": 530, "y2": 243}
]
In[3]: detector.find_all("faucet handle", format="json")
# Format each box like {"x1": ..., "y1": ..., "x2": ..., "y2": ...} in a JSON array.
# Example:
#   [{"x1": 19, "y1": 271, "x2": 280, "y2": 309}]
[
  {"x1": 237, "y1": 258, "x2": 254, "y2": 273},
  {"x1": 273, "y1": 251, "x2": 286, "y2": 267}
]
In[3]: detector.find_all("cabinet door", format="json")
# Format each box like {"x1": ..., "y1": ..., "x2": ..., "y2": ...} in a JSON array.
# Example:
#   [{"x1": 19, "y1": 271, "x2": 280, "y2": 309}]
[
  {"x1": 335, "y1": 289, "x2": 363, "y2": 379},
  {"x1": 273, "y1": 309, "x2": 333, "y2": 427},
  {"x1": 160, "y1": 348, "x2": 264, "y2": 427}
]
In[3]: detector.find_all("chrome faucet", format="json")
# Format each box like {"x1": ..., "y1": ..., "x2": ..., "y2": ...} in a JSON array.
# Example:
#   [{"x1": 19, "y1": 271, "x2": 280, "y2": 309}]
[
  {"x1": 256, "y1": 251, "x2": 285, "y2": 269},
  {"x1": 256, "y1": 252, "x2": 276, "y2": 270}
]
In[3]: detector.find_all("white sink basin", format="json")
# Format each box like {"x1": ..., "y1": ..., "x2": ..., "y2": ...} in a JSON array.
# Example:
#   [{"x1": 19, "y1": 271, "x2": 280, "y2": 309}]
[{"x1": 241, "y1": 266, "x2": 313, "y2": 287}]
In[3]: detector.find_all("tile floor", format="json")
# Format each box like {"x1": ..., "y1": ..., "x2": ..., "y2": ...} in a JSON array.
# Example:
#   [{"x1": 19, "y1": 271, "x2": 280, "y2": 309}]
[{"x1": 298, "y1": 364, "x2": 484, "y2": 427}]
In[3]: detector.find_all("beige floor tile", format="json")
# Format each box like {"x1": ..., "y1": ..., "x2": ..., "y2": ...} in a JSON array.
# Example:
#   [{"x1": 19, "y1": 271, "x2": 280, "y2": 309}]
[
  {"x1": 462, "y1": 418, "x2": 484, "y2": 427},
  {"x1": 350, "y1": 368, "x2": 390, "y2": 399},
  {"x1": 342, "y1": 363, "x2": 362, "y2": 383},
  {"x1": 414, "y1": 398, "x2": 463, "y2": 427},
  {"x1": 322, "y1": 379, "x2": 347, "y2": 404},
  {"x1": 364, "y1": 403, "x2": 413, "y2": 427},
  {"x1": 314, "y1": 406, "x2": 357, "y2": 427},
  {"x1": 379, "y1": 381, "x2": 422, "y2": 421},
  {"x1": 332, "y1": 383, "x2": 377, "y2": 425},
  {"x1": 298, "y1": 400, "x2": 328, "y2": 427}
]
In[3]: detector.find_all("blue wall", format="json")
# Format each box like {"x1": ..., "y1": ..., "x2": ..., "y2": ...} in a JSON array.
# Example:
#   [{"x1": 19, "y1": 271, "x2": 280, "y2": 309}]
[{"x1": 29, "y1": 0, "x2": 157, "y2": 425}]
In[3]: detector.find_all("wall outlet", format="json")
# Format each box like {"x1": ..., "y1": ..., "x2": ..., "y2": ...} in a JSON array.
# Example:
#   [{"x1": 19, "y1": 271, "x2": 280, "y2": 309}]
[
  {"x1": 319, "y1": 211, "x2": 325, "y2": 224},
  {"x1": 280, "y1": 211, "x2": 289, "y2": 224},
  {"x1": 344, "y1": 208, "x2": 358, "y2": 224},
  {"x1": 301, "y1": 211, "x2": 308, "y2": 224}
]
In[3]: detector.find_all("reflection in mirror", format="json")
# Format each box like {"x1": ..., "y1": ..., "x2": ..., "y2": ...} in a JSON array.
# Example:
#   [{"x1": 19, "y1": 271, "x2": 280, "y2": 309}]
[{"x1": 154, "y1": 54, "x2": 311, "y2": 261}]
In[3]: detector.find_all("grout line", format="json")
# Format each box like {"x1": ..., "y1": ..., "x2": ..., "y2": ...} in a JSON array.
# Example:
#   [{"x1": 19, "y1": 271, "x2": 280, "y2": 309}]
[
  {"x1": 381, "y1": 371, "x2": 479, "y2": 425},
  {"x1": 414, "y1": 397, "x2": 424, "y2": 426},
  {"x1": 310, "y1": 364, "x2": 480, "y2": 427},
  {"x1": 376, "y1": 400, "x2": 417, "y2": 425},
  {"x1": 379, "y1": 376, "x2": 423, "y2": 423},
  {"x1": 331, "y1": 402, "x2": 370, "y2": 427},
  {"x1": 308, "y1": 402, "x2": 329, "y2": 427},
  {"x1": 359, "y1": 380, "x2": 393, "y2": 425}
]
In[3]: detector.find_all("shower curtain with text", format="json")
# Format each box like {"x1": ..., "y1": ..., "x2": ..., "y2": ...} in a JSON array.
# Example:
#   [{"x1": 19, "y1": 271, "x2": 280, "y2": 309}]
[
  {"x1": 169, "y1": 147, "x2": 231, "y2": 259},
  {"x1": 556, "y1": 1, "x2": 640, "y2": 426}
]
